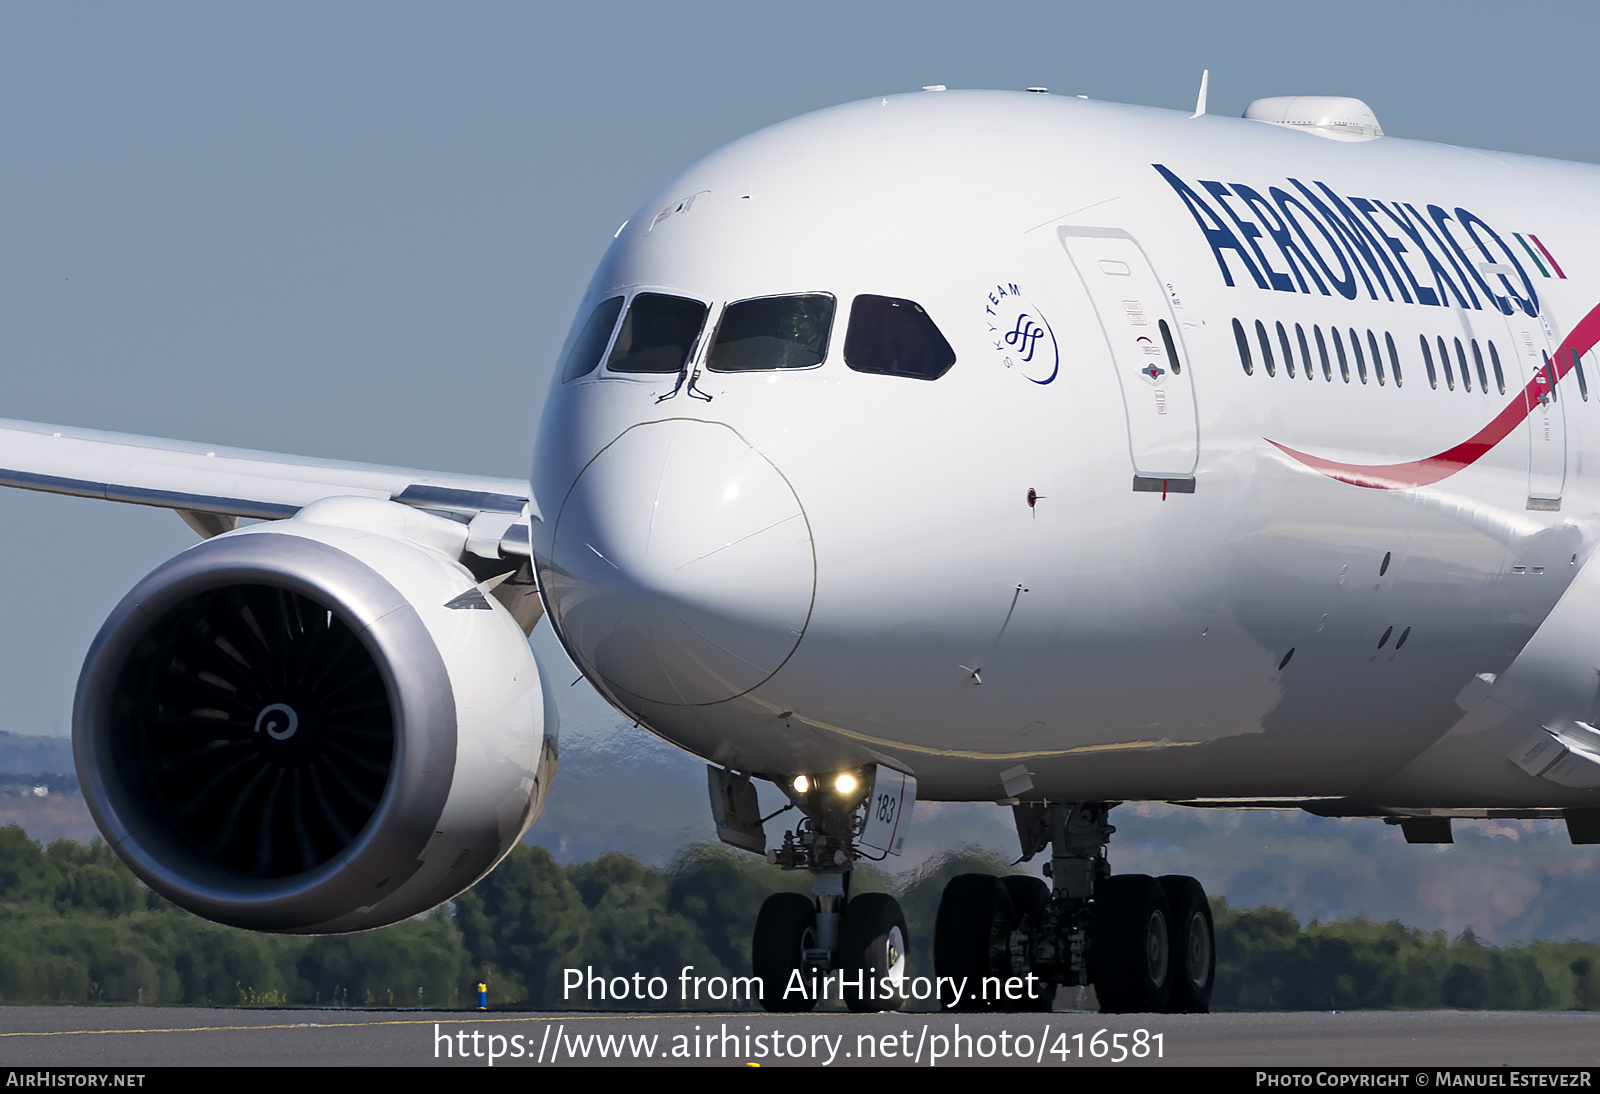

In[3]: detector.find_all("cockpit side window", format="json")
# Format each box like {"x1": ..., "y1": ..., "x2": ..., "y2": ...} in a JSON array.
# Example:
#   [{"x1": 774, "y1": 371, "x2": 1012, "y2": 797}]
[
  {"x1": 706, "y1": 294, "x2": 836, "y2": 372},
  {"x1": 606, "y1": 293, "x2": 709, "y2": 374},
  {"x1": 558, "y1": 296, "x2": 625, "y2": 383},
  {"x1": 843, "y1": 295, "x2": 956, "y2": 381}
]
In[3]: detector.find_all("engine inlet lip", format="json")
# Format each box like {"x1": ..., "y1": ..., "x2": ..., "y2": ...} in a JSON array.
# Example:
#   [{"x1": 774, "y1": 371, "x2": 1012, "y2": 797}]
[{"x1": 74, "y1": 531, "x2": 457, "y2": 931}]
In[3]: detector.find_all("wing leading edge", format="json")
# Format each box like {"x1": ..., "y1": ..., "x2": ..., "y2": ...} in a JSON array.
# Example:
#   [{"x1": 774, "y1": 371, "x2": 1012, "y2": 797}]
[{"x1": 0, "y1": 417, "x2": 536, "y2": 554}]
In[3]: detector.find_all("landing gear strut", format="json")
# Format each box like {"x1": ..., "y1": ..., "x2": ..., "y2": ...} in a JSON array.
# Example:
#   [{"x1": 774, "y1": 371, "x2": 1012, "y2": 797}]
[{"x1": 933, "y1": 801, "x2": 1214, "y2": 1013}]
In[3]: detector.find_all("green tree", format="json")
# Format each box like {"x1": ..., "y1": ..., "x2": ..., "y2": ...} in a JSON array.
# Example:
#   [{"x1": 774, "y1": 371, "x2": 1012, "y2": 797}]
[
  {"x1": 663, "y1": 845, "x2": 806, "y2": 980},
  {"x1": 580, "y1": 856, "x2": 716, "y2": 1006},
  {"x1": 297, "y1": 911, "x2": 467, "y2": 1007},
  {"x1": 46, "y1": 839, "x2": 141, "y2": 917},
  {"x1": 0, "y1": 824, "x2": 60, "y2": 905},
  {"x1": 456, "y1": 843, "x2": 587, "y2": 1006}
]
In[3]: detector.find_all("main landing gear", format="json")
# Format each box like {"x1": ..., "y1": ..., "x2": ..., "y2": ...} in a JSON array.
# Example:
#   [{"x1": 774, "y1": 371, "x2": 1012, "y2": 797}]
[{"x1": 934, "y1": 802, "x2": 1214, "y2": 1013}]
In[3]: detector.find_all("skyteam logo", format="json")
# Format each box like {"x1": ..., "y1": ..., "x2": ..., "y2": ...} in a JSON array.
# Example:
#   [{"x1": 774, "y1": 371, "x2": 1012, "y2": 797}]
[{"x1": 983, "y1": 282, "x2": 1059, "y2": 384}]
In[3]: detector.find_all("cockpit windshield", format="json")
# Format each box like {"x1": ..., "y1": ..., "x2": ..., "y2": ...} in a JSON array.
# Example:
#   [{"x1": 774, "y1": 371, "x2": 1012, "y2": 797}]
[
  {"x1": 843, "y1": 295, "x2": 956, "y2": 380},
  {"x1": 705, "y1": 294, "x2": 835, "y2": 372},
  {"x1": 558, "y1": 296, "x2": 625, "y2": 383},
  {"x1": 606, "y1": 293, "x2": 709, "y2": 374}
]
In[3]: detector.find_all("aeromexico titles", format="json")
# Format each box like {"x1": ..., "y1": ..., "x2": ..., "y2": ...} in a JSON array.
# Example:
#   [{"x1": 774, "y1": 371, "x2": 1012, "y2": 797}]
[{"x1": 1156, "y1": 164, "x2": 1600, "y2": 492}]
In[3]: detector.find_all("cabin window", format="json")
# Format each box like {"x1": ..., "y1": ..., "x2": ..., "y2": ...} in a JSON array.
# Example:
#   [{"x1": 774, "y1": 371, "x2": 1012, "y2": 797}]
[
  {"x1": 1314, "y1": 326, "x2": 1332, "y2": 382},
  {"x1": 1349, "y1": 328, "x2": 1367, "y2": 384},
  {"x1": 1277, "y1": 321, "x2": 1297, "y2": 379},
  {"x1": 844, "y1": 295, "x2": 956, "y2": 380},
  {"x1": 1574, "y1": 349, "x2": 1591, "y2": 402},
  {"x1": 1252, "y1": 320, "x2": 1274, "y2": 377},
  {"x1": 1386, "y1": 332, "x2": 1403, "y2": 388},
  {"x1": 1542, "y1": 353, "x2": 1559, "y2": 403},
  {"x1": 1454, "y1": 338, "x2": 1473, "y2": 393},
  {"x1": 1489, "y1": 341, "x2": 1505, "y2": 394},
  {"x1": 1421, "y1": 335, "x2": 1438, "y2": 389},
  {"x1": 1332, "y1": 328, "x2": 1351, "y2": 383},
  {"x1": 607, "y1": 293, "x2": 711, "y2": 374},
  {"x1": 558, "y1": 296, "x2": 625, "y2": 383},
  {"x1": 706, "y1": 294, "x2": 835, "y2": 372},
  {"x1": 1471, "y1": 340, "x2": 1489, "y2": 395},
  {"x1": 1233, "y1": 319, "x2": 1253, "y2": 376},
  {"x1": 1296, "y1": 324, "x2": 1314, "y2": 383},
  {"x1": 1435, "y1": 337, "x2": 1454, "y2": 390},
  {"x1": 1367, "y1": 330, "x2": 1385, "y2": 386}
]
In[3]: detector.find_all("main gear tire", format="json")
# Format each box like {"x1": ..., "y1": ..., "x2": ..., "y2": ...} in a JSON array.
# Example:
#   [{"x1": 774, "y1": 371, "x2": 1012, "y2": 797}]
[
  {"x1": 999, "y1": 874, "x2": 1056, "y2": 1012},
  {"x1": 1158, "y1": 874, "x2": 1214, "y2": 1013},
  {"x1": 934, "y1": 874, "x2": 1014, "y2": 1011},
  {"x1": 1088, "y1": 873, "x2": 1173, "y2": 1013}
]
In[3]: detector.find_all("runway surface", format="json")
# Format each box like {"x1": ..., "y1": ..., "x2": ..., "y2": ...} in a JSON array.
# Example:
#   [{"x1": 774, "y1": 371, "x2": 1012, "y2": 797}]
[{"x1": 4, "y1": 1006, "x2": 1600, "y2": 1067}]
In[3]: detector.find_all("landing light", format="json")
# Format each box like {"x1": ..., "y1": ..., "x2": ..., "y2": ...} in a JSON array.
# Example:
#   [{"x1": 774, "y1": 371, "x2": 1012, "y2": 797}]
[
  {"x1": 834, "y1": 773, "x2": 858, "y2": 795},
  {"x1": 792, "y1": 774, "x2": 810, "y2": 794}
]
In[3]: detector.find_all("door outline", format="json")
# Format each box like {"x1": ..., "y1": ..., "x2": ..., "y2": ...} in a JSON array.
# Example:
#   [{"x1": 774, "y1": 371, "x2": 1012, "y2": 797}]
[{"x1": 1057, "y1": 225, "x2": 1199, "y2": 480}]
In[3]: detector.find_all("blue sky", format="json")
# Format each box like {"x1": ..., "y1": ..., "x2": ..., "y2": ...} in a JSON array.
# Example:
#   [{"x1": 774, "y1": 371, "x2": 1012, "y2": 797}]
[
  {"x1": 4, "y1": 2, "x2": 1600, "y2": 931},
  {"x1": 6, "y1": 0, "x2": 1596, "y2": 734}
]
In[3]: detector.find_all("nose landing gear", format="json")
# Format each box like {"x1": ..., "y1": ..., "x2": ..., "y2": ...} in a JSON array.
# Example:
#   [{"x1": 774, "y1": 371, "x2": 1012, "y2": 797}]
[{"x1": 730, "y1": 763, "x2": 918, "y2": 1014}]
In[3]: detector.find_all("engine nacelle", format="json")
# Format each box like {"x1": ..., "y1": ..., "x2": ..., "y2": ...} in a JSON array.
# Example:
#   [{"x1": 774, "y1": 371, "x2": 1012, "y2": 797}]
[{"x1": 73, "y1": 497, "x2": 557, "y2": 933}]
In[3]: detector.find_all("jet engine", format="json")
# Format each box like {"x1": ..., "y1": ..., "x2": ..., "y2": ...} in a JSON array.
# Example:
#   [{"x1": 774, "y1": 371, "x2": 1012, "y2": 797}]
[{"x1": 72, "y1": 497, "x2": 557, "y2": 933}]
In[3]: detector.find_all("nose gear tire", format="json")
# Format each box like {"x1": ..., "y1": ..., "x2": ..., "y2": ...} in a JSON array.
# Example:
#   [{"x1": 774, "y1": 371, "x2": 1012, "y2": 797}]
[
  {"x1": 753, "y1": 892, "x2": 818, "y2": 1013},
  {"x1": 839, "y1": 892, "x2": 910, "y2": 1013}
]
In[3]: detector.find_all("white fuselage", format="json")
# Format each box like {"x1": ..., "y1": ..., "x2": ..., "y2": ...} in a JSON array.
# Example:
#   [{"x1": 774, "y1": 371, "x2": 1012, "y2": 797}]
[{"x1": 529, "y1": 90, "x2": 1600, "y2": 811}]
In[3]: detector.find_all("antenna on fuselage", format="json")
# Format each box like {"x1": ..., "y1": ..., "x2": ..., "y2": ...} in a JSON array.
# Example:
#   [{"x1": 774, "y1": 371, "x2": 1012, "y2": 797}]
[{"x1": 1191, "y1": 69, "x2": 1209, "y2": 118}]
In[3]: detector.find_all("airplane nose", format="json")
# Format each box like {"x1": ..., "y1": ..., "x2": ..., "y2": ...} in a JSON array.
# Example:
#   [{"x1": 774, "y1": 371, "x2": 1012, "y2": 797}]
[{"x1": 545, "y1": 419, "x2": 814, "y2": 707}]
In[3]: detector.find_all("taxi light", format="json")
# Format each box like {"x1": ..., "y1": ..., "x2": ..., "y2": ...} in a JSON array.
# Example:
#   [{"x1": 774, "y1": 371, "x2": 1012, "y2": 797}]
[
  {"x1": 792, "y1": 774, "x2": 810, "y2": 794},
  {"x1": 834, "y1": 773, "x2": 858, "y2": 795}
]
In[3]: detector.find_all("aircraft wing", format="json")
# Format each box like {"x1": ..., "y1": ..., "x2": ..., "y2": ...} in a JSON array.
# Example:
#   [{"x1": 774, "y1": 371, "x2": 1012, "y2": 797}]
[{"x1": 0, "y1": 417, "x2": 535, "y2": 553}]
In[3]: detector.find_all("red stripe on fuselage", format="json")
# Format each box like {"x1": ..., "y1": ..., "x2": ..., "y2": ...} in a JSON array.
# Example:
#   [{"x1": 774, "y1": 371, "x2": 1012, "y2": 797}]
[{"x1": 1269, "y1": 300, "x2": 1600, "y2": 490}]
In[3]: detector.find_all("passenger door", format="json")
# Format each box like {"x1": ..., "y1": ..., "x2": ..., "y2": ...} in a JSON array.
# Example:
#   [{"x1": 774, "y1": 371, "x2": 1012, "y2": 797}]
[
  {"x1": 1505, "y1": 319, "x2": 1566, "y2": 508},
  {"x1": 1057, "y1": 226, "x2": 1199, "y2": 484}
]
